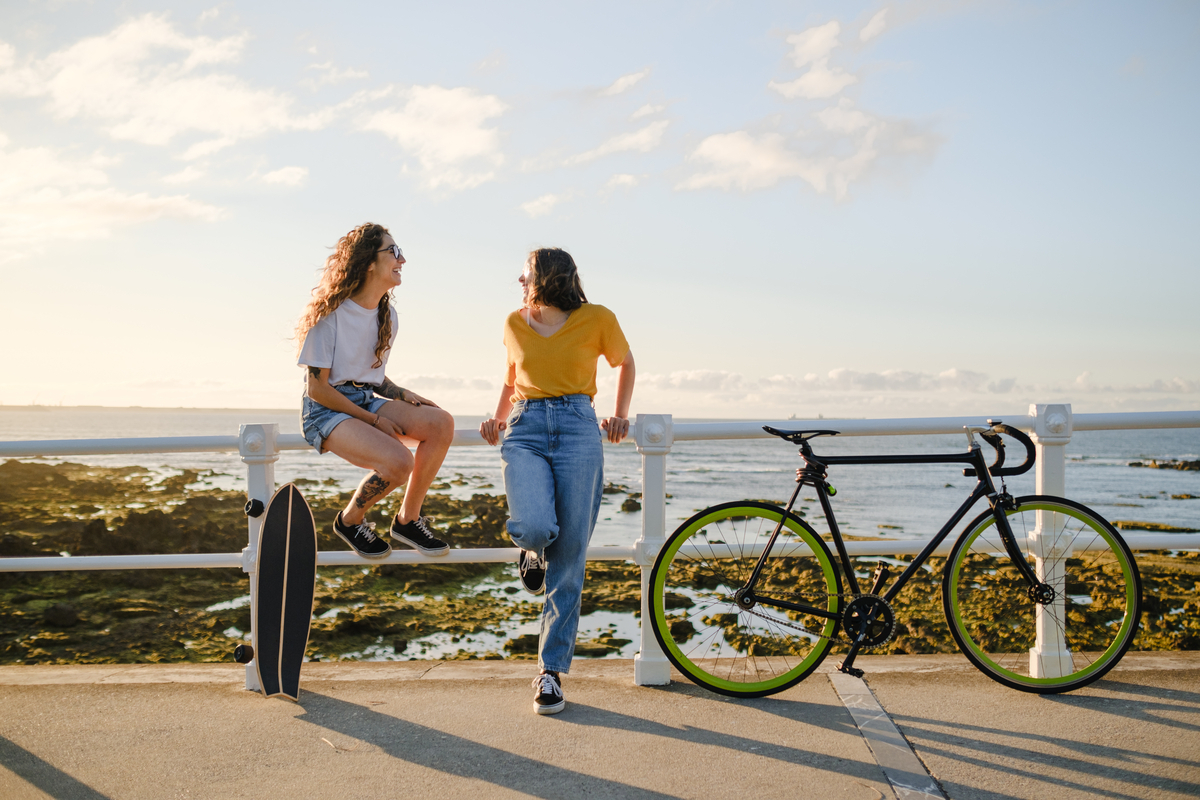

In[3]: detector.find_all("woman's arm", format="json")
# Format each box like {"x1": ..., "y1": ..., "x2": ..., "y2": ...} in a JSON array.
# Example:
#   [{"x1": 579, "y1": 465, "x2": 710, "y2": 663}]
[
  {"x1": 479, "y1": 384, "x2": 516, "y2": 446},
  {"x1": 306, "y1": 367, "x2": 402, "y2": 437},
  {"x1": 600, "y1": 350, "x2": 635, "y2": 444},
  {"x1": 376, "y1": 376, "x2": 440, "y2": 408}
]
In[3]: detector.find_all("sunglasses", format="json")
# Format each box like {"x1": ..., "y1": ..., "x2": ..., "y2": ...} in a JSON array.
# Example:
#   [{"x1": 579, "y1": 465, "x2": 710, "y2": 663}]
[{"x1": 378, "y1": 244, "x2": 404, "y2": 260}]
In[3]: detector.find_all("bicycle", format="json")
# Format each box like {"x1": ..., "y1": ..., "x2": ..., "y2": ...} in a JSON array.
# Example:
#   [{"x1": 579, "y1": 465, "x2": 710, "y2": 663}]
[{"x1": 648, "y1": 421, "x2": 1142, "y2": 697}]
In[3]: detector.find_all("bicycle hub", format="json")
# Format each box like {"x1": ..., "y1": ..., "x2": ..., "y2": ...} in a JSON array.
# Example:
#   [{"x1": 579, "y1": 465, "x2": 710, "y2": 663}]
[
  {"x1": 733, "y1": 588, "x2": 756, "y2": 610},
  {"x1": 1028, "y1": 583, "x2": 1057, "y2": 605}
]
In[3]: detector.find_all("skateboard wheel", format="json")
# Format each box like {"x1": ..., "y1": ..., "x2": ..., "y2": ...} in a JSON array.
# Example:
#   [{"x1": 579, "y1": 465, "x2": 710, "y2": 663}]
[
  {"x1": 244, "y1": 498, "x2": 265, "y2": 518},
  {"x1": 234, "y1": 644, "x2": 255, "y2": 664}
]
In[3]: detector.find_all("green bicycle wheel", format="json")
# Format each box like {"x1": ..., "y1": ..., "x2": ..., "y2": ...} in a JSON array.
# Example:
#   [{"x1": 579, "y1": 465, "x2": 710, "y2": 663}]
[
  {"x1": 649, "y1": 501, "x2": 842, "y2": 698},
  {"x1": 943, "y1": 495, "x2": 1141, "y2": 694}
]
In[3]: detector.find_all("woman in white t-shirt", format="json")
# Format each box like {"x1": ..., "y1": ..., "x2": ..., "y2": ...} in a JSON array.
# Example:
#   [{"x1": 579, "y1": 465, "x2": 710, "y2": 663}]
[{"x1": 297, "y1": 222, "x2": 454, "y2": 558}]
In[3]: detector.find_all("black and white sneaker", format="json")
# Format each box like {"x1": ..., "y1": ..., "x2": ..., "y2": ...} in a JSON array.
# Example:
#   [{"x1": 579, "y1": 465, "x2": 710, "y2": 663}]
[
  {"x1": 519, "y1": 550, "x2": 546, "y2": 595},
  {"x1": 333, "y1": 513, "x2": 392, "y2": 558},
  {"x1": 391, "y1": 515, "x2": 450, "y2": 556},
  {"x1": 532, "y1": 671, "x2": 564, "y2": 715}
]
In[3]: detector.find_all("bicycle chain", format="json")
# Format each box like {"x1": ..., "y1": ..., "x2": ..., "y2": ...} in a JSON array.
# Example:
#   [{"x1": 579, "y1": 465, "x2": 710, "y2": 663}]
[{"x1": 738, "y1": 591, "x2": 895, "y2": 650}]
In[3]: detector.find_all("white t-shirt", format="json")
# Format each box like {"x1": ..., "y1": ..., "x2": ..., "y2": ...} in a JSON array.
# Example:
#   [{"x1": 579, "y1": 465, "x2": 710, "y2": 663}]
[{"x1": 297, "y1": 300, "x2": 399, "y2": 386}]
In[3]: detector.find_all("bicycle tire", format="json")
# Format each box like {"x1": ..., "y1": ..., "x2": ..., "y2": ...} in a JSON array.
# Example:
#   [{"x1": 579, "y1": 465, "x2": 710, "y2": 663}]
[
  {"x1": 649, "y1": 501, "x2": 842, "y2": 698},
  {"x1": 942, "y1": 495, "x2": 1141, "y2": 694}
]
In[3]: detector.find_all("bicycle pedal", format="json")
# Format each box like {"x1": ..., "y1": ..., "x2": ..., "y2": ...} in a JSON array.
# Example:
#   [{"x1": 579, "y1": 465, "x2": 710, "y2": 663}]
[{"x1": 837, "y1": 662, "x2": 865, "y2": 679}]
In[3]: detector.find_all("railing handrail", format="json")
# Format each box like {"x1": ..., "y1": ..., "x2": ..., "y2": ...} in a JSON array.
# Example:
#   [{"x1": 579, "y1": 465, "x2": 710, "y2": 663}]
[{"x1": 4, "y1": 409, "x2": 1198, "y2": 457}]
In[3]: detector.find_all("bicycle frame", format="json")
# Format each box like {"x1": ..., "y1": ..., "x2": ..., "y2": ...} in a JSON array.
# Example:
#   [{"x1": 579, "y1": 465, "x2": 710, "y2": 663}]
[{"x1": 738, "y1": 433, "x2": 1050, "y2": 670}]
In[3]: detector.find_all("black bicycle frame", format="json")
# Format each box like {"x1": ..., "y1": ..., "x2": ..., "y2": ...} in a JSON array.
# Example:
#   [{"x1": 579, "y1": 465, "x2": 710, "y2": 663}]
[{"x1": 741, "y1": 440, "x2": 1044, "y2": 621}]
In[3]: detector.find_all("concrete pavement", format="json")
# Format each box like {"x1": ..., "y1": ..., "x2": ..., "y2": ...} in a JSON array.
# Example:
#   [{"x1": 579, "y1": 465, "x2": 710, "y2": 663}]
[{"x1": 0, "y1": 652, "x2": 1197, "y2": 800}]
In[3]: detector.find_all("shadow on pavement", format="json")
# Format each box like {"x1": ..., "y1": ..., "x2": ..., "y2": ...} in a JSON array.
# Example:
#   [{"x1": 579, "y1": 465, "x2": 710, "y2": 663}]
[
  {"x1": 0, "y1": 735, "x2": 114, "y2": 800},
  {"x1": 1046, "y1": 678, "x2": 1200, "y2": 734},
  {"x1": 888, "y1": 680, "x2": 1200, "y2": 800},
  {"x1": 561, "y1": 689, "x2": 885, "y2": 783},
  {"x1": 296, "y1": 692, "x2": 684, "y2": 799}
]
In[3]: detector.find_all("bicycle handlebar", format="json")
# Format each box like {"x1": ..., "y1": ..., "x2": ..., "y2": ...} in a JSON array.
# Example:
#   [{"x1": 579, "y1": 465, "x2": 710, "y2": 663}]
[{"x1": 964, "y1": 421, "x2": 1036, "y2": 478}]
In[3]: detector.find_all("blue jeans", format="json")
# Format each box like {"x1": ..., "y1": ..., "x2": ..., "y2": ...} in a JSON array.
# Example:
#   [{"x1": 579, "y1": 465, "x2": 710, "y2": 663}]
[{"x1": 500, "y1": 394, "x2": 604, "y2": 674}]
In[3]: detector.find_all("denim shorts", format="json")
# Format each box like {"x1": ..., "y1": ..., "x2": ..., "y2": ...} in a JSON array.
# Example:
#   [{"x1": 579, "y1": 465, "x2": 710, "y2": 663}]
[{"x1": 301, "y1": 383, "x2": 388, "y2": 454}]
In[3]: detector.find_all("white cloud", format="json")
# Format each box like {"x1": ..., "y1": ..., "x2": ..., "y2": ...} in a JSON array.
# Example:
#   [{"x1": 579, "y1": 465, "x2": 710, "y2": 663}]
[
  {"x1": 680, "y1": 99, "x2": 938, "y2": 199},
  {"x1": 860, "y1": 9, "x2": 888, "y2": 42},
  {"x1": 564, "y1": 120, "x2": 668, "y2": 166},
  {"x1": 182, "y1": 136, "x2": 236, "y2": 160},
  {"x1": 600, "y1": 68, "x2": 649, "y2": 96},
  {"x1": 360, "y1": 84, "x2": 507, "y2": 190},
  {"x1": 687, "y1": 19, "x2": 942, "y2": 200},
  {"x1": 163, "y1": 165, "x2": 205, "y2": 184},
  {"x1": 786, "y1": 21, "x2": 843, "y2": 68},
  {"x1": 677, "y1": 131, "x2": 832, "y2": 193},
  {"x1": 301, "y1": 61, "x2": 368, "y2": 90},
  {"x1": 261, "y1": 166, "x2": 308, "y2": 186},
  {"x1": 605, "y1": 173, "x2": 640, "y2": 188},
  {"x1": 0, "y1": 134, "x2": 223, "y2": 262},
  {"x1": 0, "y1": 15, "x2": 331, "y2": 154},
  {"x1": 769, "y1": 69, "x2": 858, "y2": 100},
  {"x1": 640, "y1": 368, "x2": 1200, "y2": 399},
  {"x1": 769, "y1": 20, "x2": 858, "y2": 100},
  {"x1": 520, "y1": 193, "x2": 565, "y2": 218},
  {"x1": 631, "y1": 103, "x2": 663, "y2": 119}
]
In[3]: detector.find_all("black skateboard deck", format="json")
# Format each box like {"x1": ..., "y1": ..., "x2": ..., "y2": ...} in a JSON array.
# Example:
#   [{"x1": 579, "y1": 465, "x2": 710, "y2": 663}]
[{"x1": 251, "y1": 483, "x2": 317, "y2": 701}]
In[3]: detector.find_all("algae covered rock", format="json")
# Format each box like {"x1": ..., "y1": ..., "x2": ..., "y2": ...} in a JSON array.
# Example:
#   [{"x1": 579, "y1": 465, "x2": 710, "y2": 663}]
[{"x1": 43, "y1": 603, "x2": 79, "y2": 628}]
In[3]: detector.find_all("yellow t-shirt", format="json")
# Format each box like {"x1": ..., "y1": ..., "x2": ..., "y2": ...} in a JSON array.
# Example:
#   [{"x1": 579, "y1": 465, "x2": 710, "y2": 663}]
[{"x1": 504, "y1": 303, "x2": 630, "y2": 400}]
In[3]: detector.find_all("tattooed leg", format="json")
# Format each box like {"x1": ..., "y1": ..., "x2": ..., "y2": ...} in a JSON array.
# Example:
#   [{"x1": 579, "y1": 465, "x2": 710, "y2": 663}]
[{"x1": 341, "y1": 472, "x2": 393, "y2": 525}]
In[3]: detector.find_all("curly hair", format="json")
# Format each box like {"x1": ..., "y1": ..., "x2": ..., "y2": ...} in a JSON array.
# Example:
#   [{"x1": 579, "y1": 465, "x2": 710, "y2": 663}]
[
  {"x1": 296, "y1": 223, "x2": 394, "y2": 368},
  {"x1": 526, "y1": 248, "x2": 588, "y2": 311}
]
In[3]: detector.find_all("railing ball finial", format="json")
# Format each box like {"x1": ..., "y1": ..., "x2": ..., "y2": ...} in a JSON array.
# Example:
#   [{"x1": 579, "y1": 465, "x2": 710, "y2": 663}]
[{"x1": 1046, "y1": 412, "x2": 1068, "y2": 436}]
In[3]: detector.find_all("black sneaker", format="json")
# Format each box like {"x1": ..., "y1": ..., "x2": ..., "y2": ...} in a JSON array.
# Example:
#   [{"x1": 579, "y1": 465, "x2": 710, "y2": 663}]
[
  {"x1": 391, "y1": 515, "x2": 449, "y2": 556},
  {"x1": 532, "y1": 671, "x2": 564, "y2": 715},
  {"x1": 333, "y1": 513, "x2": 392, "y2": 558},
  {"x1": 519, "y1": 550, "x2": 546, "y2": 595}
]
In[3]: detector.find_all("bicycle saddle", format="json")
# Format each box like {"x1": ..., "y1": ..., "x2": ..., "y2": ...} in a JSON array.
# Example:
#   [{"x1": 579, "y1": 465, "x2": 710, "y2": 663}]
[{"x1": 763, "y1": 426, "x2": 841, "y2": 443}]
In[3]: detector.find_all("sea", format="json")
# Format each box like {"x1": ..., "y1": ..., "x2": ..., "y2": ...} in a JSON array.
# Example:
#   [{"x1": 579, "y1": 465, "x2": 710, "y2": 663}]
[
  {"x1": 3, "y1": 407, "x2": 1198, "y2": 662},
  {"x1": 2, "y1": 406, "x2": 1197, "y2": 543}
]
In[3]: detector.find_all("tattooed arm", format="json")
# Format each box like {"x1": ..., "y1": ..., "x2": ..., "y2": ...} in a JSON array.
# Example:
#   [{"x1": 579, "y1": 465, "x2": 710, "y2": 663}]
[
  {"x1": 375, "y1": 377, "x2": 409, "y2": 402},
  {"x1": 377, "y1": 377, "x2": 440, "y2": 408}
]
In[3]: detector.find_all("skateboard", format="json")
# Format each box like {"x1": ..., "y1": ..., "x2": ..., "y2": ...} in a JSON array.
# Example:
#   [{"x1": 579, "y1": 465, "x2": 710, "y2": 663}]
[{"x1": 235, "y1": 483, "x2": 317, "y2": 701}]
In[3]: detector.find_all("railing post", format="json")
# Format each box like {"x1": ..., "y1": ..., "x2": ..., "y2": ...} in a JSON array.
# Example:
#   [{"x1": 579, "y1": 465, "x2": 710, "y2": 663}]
[
  {"x1": 1028, "y1": 403, "x2": 1073, "y2": 679},
  {"x1": 633, "y1": 413, "x2": 673, "y2": 686},
  {"x1": 239, "y1": 423, "x2": 279, "y2": 692}
]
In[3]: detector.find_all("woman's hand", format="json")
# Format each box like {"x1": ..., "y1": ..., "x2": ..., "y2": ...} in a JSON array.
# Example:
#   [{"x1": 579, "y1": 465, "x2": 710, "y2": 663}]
[
  {"x1": 402, "y1": 389, "x2": 439, "y2": 408},
  {"x1": 600, "y1": 416, "x2": 630, "y2": 444},
  {"x1": 372, "y1": 415, "x2": 405, "y2": 439},
  {"x1": 479, "y1": 417, "x2": 506, "y2": 446}
]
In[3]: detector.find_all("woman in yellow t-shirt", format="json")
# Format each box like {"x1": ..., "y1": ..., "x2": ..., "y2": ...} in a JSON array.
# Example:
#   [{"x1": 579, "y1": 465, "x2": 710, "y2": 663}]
[{"x1": 480, "y1": 247, "x2": 635, "y2": 715}]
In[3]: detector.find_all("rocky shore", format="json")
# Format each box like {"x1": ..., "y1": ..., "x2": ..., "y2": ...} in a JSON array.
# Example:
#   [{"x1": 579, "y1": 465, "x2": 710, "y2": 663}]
[{"x1": 1, "y1": 459, "x2": 1197, "y2": 665}]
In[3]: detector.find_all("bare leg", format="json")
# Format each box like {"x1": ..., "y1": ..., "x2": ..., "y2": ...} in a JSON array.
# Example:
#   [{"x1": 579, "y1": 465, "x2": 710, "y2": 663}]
[
  {"x1": 322, "y1": 420, "x2": 414, "y2": 526},
  {"x1": 378, "y1": 402, "x2": 455, "y2": 524}
]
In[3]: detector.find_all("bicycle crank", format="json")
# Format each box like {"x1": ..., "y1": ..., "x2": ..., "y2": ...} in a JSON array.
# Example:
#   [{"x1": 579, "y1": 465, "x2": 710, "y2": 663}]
[{"x1": 841, "y1": 594, "x2": 896, "y2": 649}]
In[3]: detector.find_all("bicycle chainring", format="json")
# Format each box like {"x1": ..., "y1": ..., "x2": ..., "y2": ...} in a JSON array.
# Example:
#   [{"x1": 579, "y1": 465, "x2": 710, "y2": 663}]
[{"x1": 841, "y1": 594, "x2": 896, "y2": 649}]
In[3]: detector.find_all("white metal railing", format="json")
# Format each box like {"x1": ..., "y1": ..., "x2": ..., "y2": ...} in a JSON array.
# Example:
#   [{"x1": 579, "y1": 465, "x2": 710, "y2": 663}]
[{"x1": 2, "y1": 403, "x2": 1198, "y2": 688}]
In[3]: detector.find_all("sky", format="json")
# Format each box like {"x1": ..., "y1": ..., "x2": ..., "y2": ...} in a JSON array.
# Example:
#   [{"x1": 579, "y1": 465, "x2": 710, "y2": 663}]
[{"x1": 0, "y1": 0, "x2": 1197, "y2": 420}]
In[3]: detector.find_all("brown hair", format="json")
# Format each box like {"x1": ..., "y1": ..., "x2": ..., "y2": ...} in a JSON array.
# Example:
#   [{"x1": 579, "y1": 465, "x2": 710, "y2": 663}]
[
  {"x1": 526, "y1": 248, "x2": 587, "y2": 311},
  {"x1": 296, "y1": 223, "x2": 394, "y2": 368}
]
